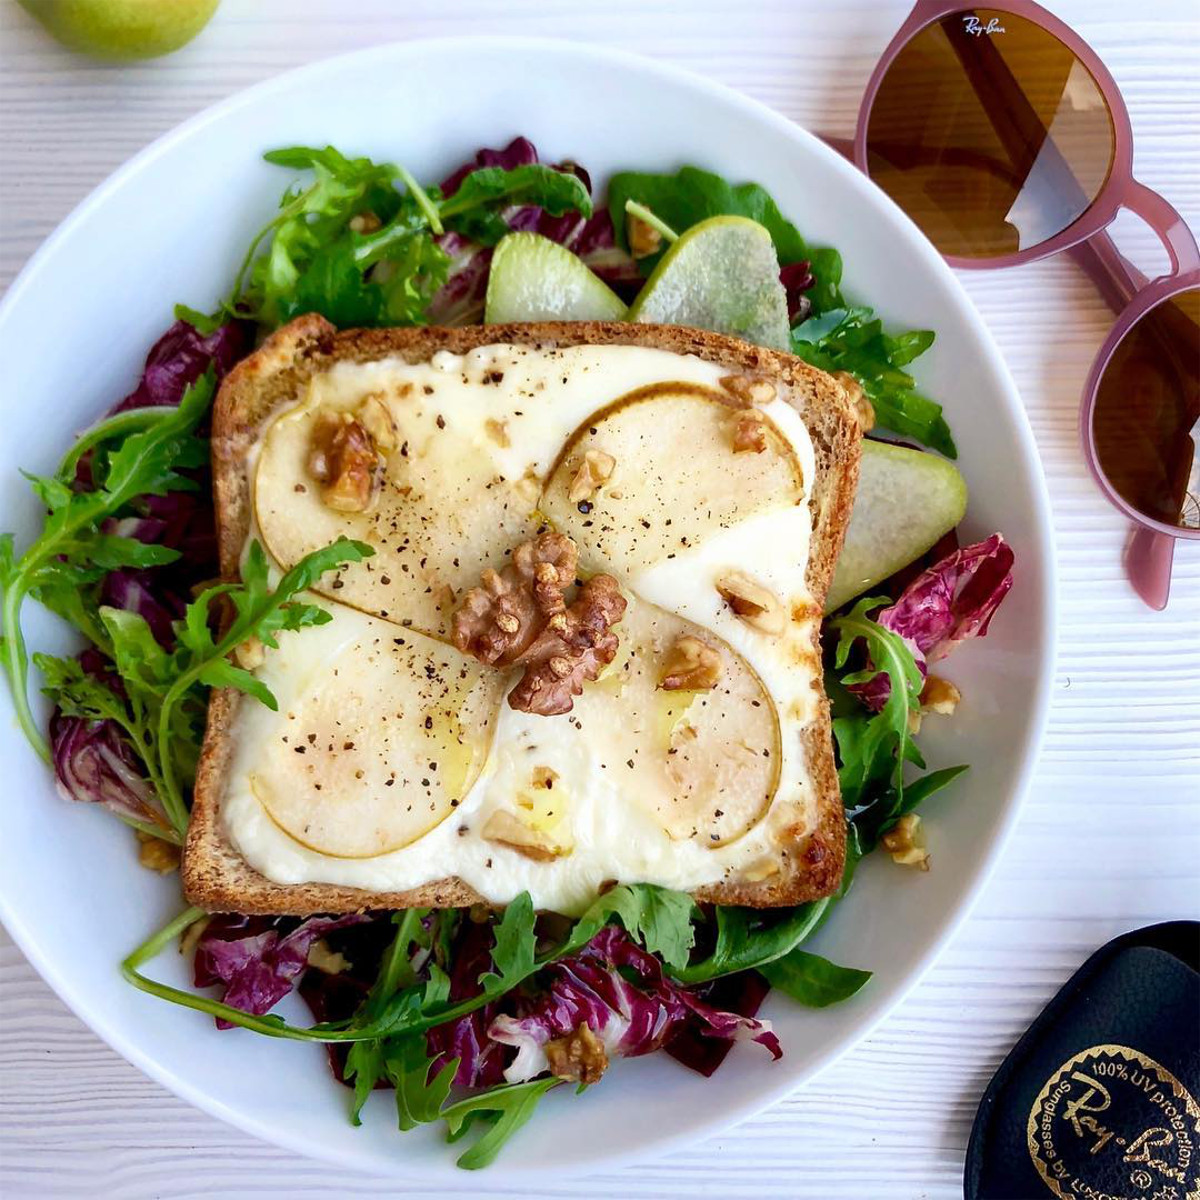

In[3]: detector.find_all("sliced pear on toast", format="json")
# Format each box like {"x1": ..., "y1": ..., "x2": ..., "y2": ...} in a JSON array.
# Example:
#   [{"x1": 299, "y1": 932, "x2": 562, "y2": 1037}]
[
  {"x1": 250, "y1": 613, "x2": 507, "y2": 858},
  {"x1": 569, "y1": 595, "x2": 780, "y2": 846},
  {"x1": 253, "y1": 389, "x2": 540, "y2": 642},
  {"x1": 539, "y1": 386, "x2": 805, "y2": 576},
  {"x1": 825, "y1": 439, "x2": 968, "y2": 612}
]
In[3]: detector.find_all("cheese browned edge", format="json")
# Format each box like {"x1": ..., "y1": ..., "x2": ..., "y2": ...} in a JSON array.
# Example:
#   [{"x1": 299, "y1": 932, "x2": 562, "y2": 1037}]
[{"x1": 182, "y1": 315, "x2": 862, "y2": 914}]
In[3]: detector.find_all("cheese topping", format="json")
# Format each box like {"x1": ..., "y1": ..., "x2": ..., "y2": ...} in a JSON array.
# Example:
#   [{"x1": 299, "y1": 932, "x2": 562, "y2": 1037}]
[{"x1": 221, "y1": 343, "x2": 820, "y2": 913}]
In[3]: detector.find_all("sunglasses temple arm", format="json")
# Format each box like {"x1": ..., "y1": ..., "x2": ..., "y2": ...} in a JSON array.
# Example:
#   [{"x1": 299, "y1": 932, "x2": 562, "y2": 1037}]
[
  {"x1": 1125, "y1": 525, "x2": 1174, "y2": 611},
  {"x1": 1066, "y1": 231, "x2": 1145, "y2": 315}
]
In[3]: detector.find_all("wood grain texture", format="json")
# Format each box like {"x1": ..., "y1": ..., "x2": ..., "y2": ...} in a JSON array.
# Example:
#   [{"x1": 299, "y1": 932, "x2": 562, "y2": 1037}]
[{"x1": 1, "y1": 0, "x2": 1197, "y2": 1196}]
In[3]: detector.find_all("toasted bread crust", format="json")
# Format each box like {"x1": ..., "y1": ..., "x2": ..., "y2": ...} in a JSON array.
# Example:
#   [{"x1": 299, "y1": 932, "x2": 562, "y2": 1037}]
[{"x1": 184, "y1": 316, "x2": 860, "y2": 915}]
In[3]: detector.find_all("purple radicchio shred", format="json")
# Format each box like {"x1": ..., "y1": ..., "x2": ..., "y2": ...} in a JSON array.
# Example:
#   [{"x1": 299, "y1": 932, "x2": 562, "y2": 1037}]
[
  {"x1": 113, "y1": 318, "x2": 248, "y2": 414},
  {"x1": 50, "y1": 709, "x2": 161, "y2": 827},
  {"x1": 425, "y1": 917, "x2": 510, "y2": 1088},
  {"x1": 194, "y1": 913, "x2": 368, "y2": 1029},
  {"x1": 851, "y1": 533, "x2": 1016, "y2": 711},
  {"x1": 487, "y1": 926, "x2": 781, "y2": 1084},
  {"x1": 428, "y1": 138, "x2": 640, "y2": 324},
  {"x1": 780, "y1": 260, "x2": 815, "y2": 326},
  {"x1": 664, "y1": 969, "x2": 773, "y2": 1077}
]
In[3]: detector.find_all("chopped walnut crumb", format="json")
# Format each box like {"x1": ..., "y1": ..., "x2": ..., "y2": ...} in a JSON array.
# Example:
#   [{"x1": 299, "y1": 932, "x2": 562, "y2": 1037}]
[
  {"x1": 881, "y1": 813, "x2": 930, "y2": 870},
  {"x1": 660, "y1": 635, "x2": 723, "y2": 691},
  {"x1": 719, "y1": 374, "x2": 777, "y2": 408},
  {"x1": 307, "y1": 411, "x2": 381, "y2": 513},
  {"x1": 544, "y1": 1022, "x2": 608, "y2": 1084},
  {"x1": 485, "y1": 417, "x2": 511, "y2": 447},
  {"x1": 136, "y1": 830, "x2": 180, "y2": 874},
  {"x1": 833, "y1": 370, "x2": 874, "y2": 431},
  {"x1": 355, "y1": 392, "x2": 398, "y2": 452},
  {"x1": 179, "y1": 915, "x2": 211, "y2": 958},
  {"x1": 307, "y1": 939, "x2": 351, "y2": 975},
  {"x1": 531, "y1": 765, "x2": 559, "y2": 789},
  {"x1": 920, "y1": 675, "x2": 961, "y2": 716},
  {"x1": 568, "y1": 449, "x2": 616, "y2": 503},
  {"x1": 627, "y1": 213, "x2": 662, "y2": 258},
  {"x1": 481, "y1": 809, "x2": 563, "y2": 861},
  {"x1": 716, "y1": 571, "x2": 786, "y2": 635},
  {"x1": 233, "y1": 635, "x2": 264, "y2": 670},
  {"x1": 731, "y1": 409, "x2": 768, "y2": 454},
  {"x1": 348, "y1": 211, "x2": 381, "y2": 234}
]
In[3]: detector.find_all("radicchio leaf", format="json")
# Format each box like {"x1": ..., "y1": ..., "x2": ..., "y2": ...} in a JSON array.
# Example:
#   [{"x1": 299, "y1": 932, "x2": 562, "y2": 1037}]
[
  {"x1": 50, "y1": 709, "x2": 159, "y2": 826},
  {"x1": 114, "y1": 318, "x2": 247, "y2": 414},
  {"x1": 487, "y1": 927, "x2": 780, "y2": 1084},
  {"x1": 194, "y1": 913, "x2": 368, "y2": 1029},
  {"x1": 851, "y1": 533, "x2": 1015, "y2": 711}
]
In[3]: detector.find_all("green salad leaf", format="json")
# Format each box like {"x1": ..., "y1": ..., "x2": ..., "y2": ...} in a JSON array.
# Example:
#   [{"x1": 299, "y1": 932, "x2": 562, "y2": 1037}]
[
  {"x1": 829, "y1": 597, "x2": 968, "y2": 858},
  {"x1": 791, "y1": 306, "x2": 956, "y2": 458},
  {"x1": 607, "y1": 165, "x2": 844, "y2": 313},
  {"x1": 1, "y1": 373, "x2": 214, "y2": 763},
  {"x1": 759, "y1": 949, "x2": 872, "y2": 1008},
  {"x1": 441, "y1": 1078, "x2": 563, "y2": 1170}
]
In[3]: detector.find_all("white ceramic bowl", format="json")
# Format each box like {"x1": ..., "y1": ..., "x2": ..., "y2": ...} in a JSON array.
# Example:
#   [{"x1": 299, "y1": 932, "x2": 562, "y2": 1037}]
[{"x1": 0, "y1": 36, "x2": 1055, "y2": 1181}]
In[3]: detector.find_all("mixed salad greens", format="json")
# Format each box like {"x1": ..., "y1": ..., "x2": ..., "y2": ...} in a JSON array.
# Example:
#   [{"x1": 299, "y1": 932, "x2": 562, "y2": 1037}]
[{"x1": 0, "y1": 136, "x2": 1013, "y2": 1168}]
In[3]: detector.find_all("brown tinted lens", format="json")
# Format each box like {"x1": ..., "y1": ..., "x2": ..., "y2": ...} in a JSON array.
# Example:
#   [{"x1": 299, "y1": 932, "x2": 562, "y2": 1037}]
[
  {"x1": 1093, "y1": 288, "x2": 1200, "y2": 528},
  {"x1": 866, "y1": 9, "x2": 1116, "y2": 258}
]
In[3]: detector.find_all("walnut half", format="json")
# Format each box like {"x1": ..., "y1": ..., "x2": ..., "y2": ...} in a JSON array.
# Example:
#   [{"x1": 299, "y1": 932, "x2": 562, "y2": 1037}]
[
  {"x1": 716, "y1": 571, "x2": 786, "y2": 635},
  {"x1": 307, "y1": 409, "x2": 381, "y2": 513},
  {"x1": 452, "y1": 533, "x2": 627, "y2": 717}
]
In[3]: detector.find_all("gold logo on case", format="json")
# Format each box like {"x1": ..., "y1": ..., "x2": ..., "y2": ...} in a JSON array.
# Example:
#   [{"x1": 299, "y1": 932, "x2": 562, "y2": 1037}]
[{"x1": 1026, "y1": 1043, "x2": 1200, "y2": 1199}]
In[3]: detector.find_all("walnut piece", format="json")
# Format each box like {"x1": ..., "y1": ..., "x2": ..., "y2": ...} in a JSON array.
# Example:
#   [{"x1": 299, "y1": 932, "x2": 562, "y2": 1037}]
[
  {"x1": 355, "y1": 392, "x2": 398, "y2": 452},
  {"x1": 307, "y1": 411, "x2": 380, "y2": 513},
  {"x1": 881, "y1": 813, "x2": 930, "y2": 871},
  {"x1": 731, "y1": 409, "x2": 768, "y2": 454},
  {"x1": 660, "y1": 635, "x2": 723, "y2": 691},
  {"x1": 452, "y1": 532, "x2": 578, "y2": 666},
  {"x1": 920, "y1": 674, "x2": 961, "y2": 716},
  {"x1": 481, "y1": 809, "x2": 563, "y2": 862},
  {"x1": 833, "y1": 370, "x2": 874, "y2": 431},
  {"x1": 719, "y1": 373, "x2": 777, "y2": 408},
  {"x1": 136, "y1": 830, "x2": 180, "y2": 874},
  {"x1": 544, "y1": 1023, "x2": 609, "y2": 1084},
  {"x1": 307, "y1": 939, "x2": 351, "y2": 975},
  {"x1": 485, "y1": 417, "x2": 511, "y2": 447},
  {"x1": 507, "y1": 574, "x2": 626, "y2": 716},
  {"x1": 716, "y1": 571, "x2": 786, "y2": 635},
  {"x1": 454, "y1": 533, "x2": 626, "y2": 716},
  {"x1": 568, "y1": 449, "x2": 616, "y2": 503},
  {"x1": 232, "y1": 635, "x2": 265, "y2": 671},
  {"x1": 627, "y1": 212, "x2": 662, "y2": 258}
]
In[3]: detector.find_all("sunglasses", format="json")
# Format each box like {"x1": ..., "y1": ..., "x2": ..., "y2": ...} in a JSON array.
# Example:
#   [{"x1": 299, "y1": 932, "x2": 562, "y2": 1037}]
[{"x1": 834, "y1": 1, "x2": 1199, "y2": 609}]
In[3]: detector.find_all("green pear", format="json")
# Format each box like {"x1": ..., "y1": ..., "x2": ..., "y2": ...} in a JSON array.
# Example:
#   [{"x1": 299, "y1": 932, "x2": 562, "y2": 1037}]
[
  {"x1": 825, "y1": 439, "x2": 968, "y2": 612},
  {"x1": 20, "y1": 0, "x2": 219, "y2": 60},
  {"x1": 485, "y1": 233, "x2": 627, "y2": 323}
]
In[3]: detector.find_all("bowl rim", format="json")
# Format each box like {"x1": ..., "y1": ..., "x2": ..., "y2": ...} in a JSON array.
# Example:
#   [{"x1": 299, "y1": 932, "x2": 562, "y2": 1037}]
[{"x1": 0, "y1": 33, "x2": 1058, "y2": 1181}]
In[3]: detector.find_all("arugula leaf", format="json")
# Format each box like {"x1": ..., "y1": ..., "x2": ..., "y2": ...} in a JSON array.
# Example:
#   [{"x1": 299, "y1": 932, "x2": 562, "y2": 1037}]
[
  {"x1": 440, "y1": 1078, "x2": 562, "y2": 1170},
  {"x1": 563, "y1": 883, "x2": 698, "y2": 970},
  {"x1": 759, "y1": 949, "x2": 871, "y2": 1008},
  {"x1": 672, "y1": 900, "x2": 829, "y2": 985},
  {"x1": 475, "y1": 891, "x2": 537, "y2": 997},
  {"x1": 791, "y1": 306, "x2": 954, "y2": 457},
  {"x1": 386, "y1": 1034, "x2": 458, "y2": 1132},
  {"x1": 440, "y1": 165, "x2": 592, "y2": 246},
  {"x1": 0, "y1": 373, "x2": 214, "y2": 763},
  {"x1": 607, "y1": 165, "x2": 844, "y2": 313},
  {"x1": 829, "y1": 597, "x2": 968, "y2": 854}
]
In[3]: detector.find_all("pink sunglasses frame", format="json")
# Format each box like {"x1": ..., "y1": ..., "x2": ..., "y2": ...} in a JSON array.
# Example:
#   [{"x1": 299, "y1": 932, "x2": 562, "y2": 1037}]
[{"x1": 847, "y1": 0, "x2": 1200, "y2": 609}]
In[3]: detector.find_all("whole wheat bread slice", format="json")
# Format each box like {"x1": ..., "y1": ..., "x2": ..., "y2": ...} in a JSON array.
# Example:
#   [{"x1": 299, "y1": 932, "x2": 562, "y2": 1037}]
[{"x1": 183, "y1": 315, "x2": 861, "y2": 914}]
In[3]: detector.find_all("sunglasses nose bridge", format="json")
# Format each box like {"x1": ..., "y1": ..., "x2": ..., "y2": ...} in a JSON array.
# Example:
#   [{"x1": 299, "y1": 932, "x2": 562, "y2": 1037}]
[{"x1": 1118, "y1": 180, "x2": 1200, "y2": 279}]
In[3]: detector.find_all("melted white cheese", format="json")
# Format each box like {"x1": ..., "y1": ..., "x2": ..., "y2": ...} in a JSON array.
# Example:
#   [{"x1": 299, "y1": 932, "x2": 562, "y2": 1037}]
[{"x1": 222, "y1": 343, "x2": 820, "y2": 913}]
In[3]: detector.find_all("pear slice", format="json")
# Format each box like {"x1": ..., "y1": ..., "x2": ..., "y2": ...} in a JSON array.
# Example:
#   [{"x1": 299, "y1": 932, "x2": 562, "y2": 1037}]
[
  {"x1": 567, "y1": 595, "x2": 780, "y2": 846},
  {"x1": 627, "y1": 215, "x2": 791, "y2": 351},
  {"x1": 825, "y1": 439, "x2": 968, "y2": 612},
  {"x1": 253, "y1": 389, "x2": 540, "y2": 641},
  {"x1": 250, "y1": 613, "x2": 507, "y2": 858},
  {"x1": 485, "y1": 232, "x2": 628, "y2": 323},
  {"x1": 539, "y1": 386, "x2": 805, "y2": 577}
]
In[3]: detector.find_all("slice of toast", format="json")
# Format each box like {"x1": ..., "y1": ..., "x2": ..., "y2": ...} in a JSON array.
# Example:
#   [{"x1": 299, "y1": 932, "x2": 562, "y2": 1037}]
[{"x1": 183, "y1": 315, "x2": 861, "y2": 914}]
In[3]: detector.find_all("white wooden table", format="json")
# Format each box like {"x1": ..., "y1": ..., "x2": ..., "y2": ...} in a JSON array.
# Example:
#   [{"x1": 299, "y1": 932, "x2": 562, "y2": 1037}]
[{"x1": 1, "y1": 1, "x2": 1197, "y2": 1196}]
